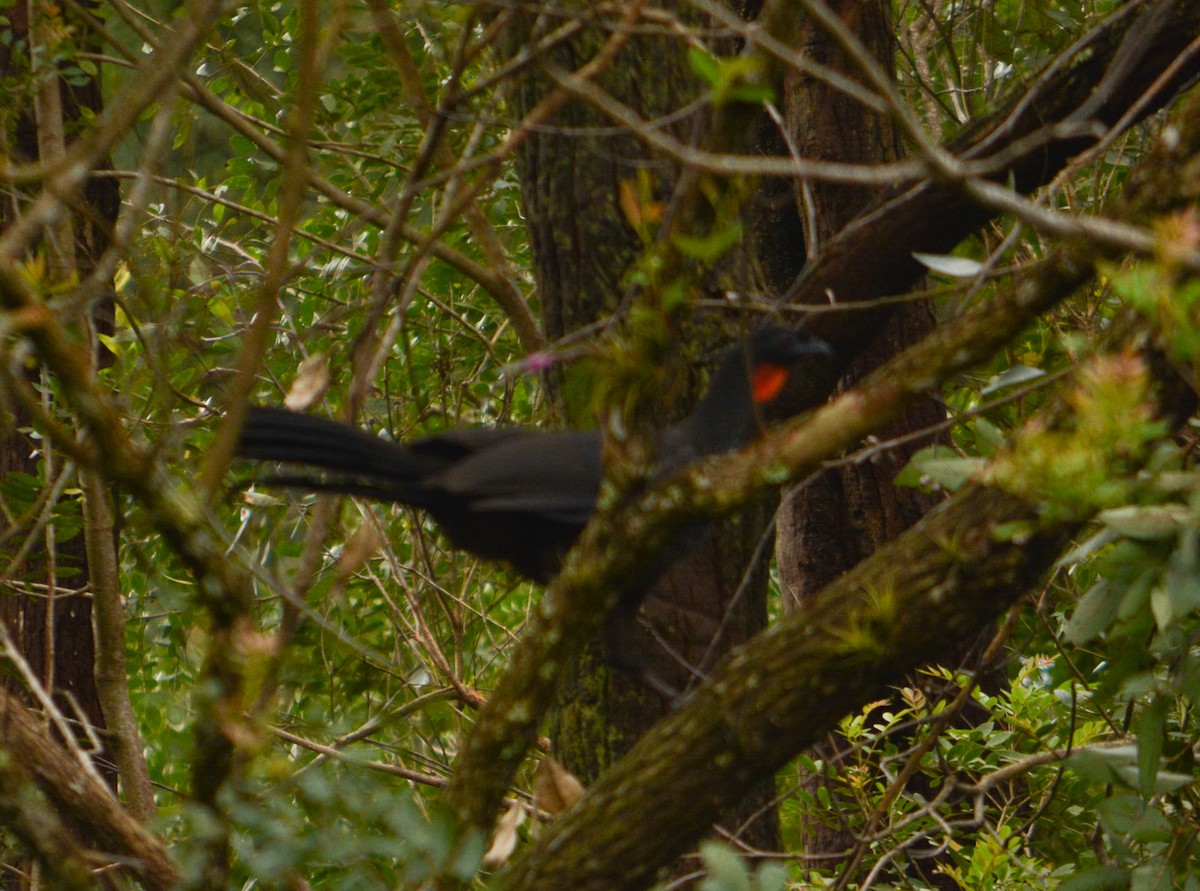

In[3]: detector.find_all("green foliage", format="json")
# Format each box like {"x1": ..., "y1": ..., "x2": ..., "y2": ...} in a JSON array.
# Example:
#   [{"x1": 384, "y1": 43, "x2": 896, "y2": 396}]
[
  {"x1": 216, "y1": 763, "x2": 480, "y2": 889},
  {"x1": 1115, "y1": 227, "x2": 1200, "y2": 366},
  {"x1": 779, "y1": 642, "x2": 1200, "y2": 890},
  {"x1": 989, "y1": 352, "x2": 1165, "y2": 520},
  {"x1": 5, "y1": 0, "x2": 1200, "y2": 888},
  {"x1": 673, "y1": 221, "x2": 746, "y2": 265},
  {"x1": 79, "y1": 1, "x2": 544, "y2": 881},
  {"x1": 895, "y1": 445, "x2": 986, "y2": 492},
  {"x1": 793, "y1": 249, "x2": 1200, "y2": 889},
  {"x1": 686, "y1": 48, "x2": 775, "y2": 107},
  {"x1": 695, "y1": 842, "x2": 788, "y2": 891},
  {"x1": 895, "y1": 0, "x2": 1125, "y2": 125}
]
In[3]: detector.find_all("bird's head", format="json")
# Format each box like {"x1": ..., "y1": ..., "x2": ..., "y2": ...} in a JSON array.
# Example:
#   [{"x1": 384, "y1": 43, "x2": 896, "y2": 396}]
[
  {"x1": 672, "y1": 324, "x2": 832, "y2": 460},
  {"x1": 743, "y1": 324, "x2": 834, "y2": 407}
]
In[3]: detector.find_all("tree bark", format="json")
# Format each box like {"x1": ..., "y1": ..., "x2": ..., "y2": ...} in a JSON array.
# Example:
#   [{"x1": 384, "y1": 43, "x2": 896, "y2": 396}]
[
  {"x1": 503, "y1": 1, "x2": 784, "y2": 853},
  {"x1": 0, "y1": 0, "x2": 118, "y2": 819},
  {"x1": 0, "y1": 689, "x2": 179, "y2": 889},
  {"x1": 496, "y1": 483, "x2": 1080, "y2": 891},
  {"x1": 762, "y1": 4, "x2": 963, "y2": 878}
]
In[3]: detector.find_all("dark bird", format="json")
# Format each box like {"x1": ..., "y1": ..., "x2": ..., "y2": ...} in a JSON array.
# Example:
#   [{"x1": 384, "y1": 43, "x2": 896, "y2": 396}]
[{"x1": 235, "y1": 325, "x2": 830, "y2": 584}]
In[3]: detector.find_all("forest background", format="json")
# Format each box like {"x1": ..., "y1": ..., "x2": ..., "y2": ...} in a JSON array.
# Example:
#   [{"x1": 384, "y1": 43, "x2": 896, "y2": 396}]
[{"x1": 3, "y1": 1, "x2": 1200, "y2": 890}]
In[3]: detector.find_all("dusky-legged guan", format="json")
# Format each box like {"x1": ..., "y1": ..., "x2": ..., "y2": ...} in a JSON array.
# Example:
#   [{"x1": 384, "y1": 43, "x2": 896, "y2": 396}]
[{"x1": 235, "y1": 325, "x2": 830, "y2": 689}]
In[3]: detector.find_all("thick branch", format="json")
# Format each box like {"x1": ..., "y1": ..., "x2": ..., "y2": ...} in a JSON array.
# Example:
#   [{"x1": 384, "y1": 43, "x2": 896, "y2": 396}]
[
  {"x1": 0, "y1": 690, "x2": 180, "y2": 889},
  {"x1": 780, "y1": 0, "x2": 1200, "y2": 409},
  {"x1": 81, "y1": 470, "x2": 157, "y2": 822},
  {"x1": 499, "y1": 485, "x2": 1075, "y2": 891},
  {"x1": 0, "y1": 743, "x2": 95, "y2": 890},
  {"x1": 501, "y1": 309, "x2": 1198, "y2": 891}
]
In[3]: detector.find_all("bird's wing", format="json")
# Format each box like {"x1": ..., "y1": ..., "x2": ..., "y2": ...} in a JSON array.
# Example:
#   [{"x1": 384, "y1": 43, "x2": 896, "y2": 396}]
[
  {"x1": 407, "y1": 427, "x2": 535, "y2": 461},
  {"x1": 437, "y1": 430, "x2": 602, "y2": 524}
]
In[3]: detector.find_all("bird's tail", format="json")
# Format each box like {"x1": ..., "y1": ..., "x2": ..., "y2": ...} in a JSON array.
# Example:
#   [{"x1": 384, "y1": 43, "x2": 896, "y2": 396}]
[{"x1": 235, "y1": 406, "x2": 438, "y2": 503}]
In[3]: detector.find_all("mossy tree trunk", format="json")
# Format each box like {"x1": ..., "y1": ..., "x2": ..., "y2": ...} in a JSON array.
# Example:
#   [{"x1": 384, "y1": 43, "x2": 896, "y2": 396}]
[
  {"x1": 0, "y1": 0, "x2": 121, "y2": 884},
  {"x1": 501, "y1": 1, "x2": 784, "y2": 854}
]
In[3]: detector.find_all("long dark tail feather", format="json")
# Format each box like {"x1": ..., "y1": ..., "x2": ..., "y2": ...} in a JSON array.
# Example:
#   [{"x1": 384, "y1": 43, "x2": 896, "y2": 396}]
[
  {"x1": 236, "y1": 407, "x2": 435, "y2": 499},
  {"x1": 248, "y1": 473, "x2": 418, "y2": 504}
]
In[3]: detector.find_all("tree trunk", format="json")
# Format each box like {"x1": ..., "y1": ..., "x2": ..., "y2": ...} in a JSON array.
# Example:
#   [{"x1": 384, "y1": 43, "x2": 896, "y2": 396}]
[
  {"x1": 757, "y1": 7, "x2": 1005, "y2": 882},
  {"x1": 502, "y1": 1, "x2": 783, "y2": 854},
  {"x1": 0, "y1": 0, "x2": 119, "y2": 883}
]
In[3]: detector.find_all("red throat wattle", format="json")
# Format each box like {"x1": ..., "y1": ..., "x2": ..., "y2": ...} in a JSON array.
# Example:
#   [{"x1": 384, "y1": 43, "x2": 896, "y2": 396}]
[{"x1": 751, "y1": 362, "x2": 788, "y2": 404}]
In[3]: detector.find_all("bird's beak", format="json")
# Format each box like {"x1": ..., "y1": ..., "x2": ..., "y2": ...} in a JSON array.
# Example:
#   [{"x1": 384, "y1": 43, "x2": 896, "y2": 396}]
[{"x1": 794, "y1": 336, "x2": 833, "y2": 360}]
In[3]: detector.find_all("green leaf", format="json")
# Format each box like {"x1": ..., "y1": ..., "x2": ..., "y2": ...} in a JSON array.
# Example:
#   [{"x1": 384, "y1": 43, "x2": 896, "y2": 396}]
[
  {"x1": 1066, "y1": 580, "x2": 1121, "y2": 644},
  {"x1": 672, "y1": 221, "x2": 742, "y2": 263},
  {"x1": 1098, "y1": 505, "x2": 1190, "y2": 540},
  {"x1": 752, "y1": 862, "x2": 788, "y2": 891},
  {"x1": 1118, "y1": 568, "x2": 1157, "y2": 621},
  {"x1": 686, "y1": 50, "x2": 773, "y2": 106},
  {"x1": 1070, "y1": 746, "x2": 1139, "y2": 787},
  {"x1": 1136, "y1": 695, "x2": 1168, "y2": 796},
  {"x1": 1059, "y1": 865, "x2": 1130, "y2": 891},
  {"x1": 1130, "y1": 860, "x2": 1173, "y2": 891},
  {"x1": 972, "y1": 416, "x2": 1007, "y2": 455},
  {"x1": 1057, "y1": 526, "x2": 1119, "y2": 568},
  {"x1": 447, "y1": 828, "x2": 484, "y2": 882},
  {"x1": 698, "y1": 842, "x2": 752, "y2": 891},
  {"x1": 1150, "y1": 586, "x2": 1173, "y2": 632},
  {"x1": 1098, "y1": 794, "x2": 1172, "y2": 842},
  {"x1": 1164, "y1": 528, "x2": 1200, "y2": 618},
  {"x1": 982, "y1": 363, "x2": 1045, "y2": 395},
  {"x1": 913, "y1": 251, "x2": 983, "y2": 277},
  {"x1": 728, "y1": 82, "x2": 775, "y2": 104},
  {"x1": 687, "y1": 47, "x2": 720, "y2": 85},
  {"x1": 895, "y1": 446, "x2": 984, "y2": 491},
  {"x1": 1072, "y1": 747, "x2": 1193, "y2": 795}
]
